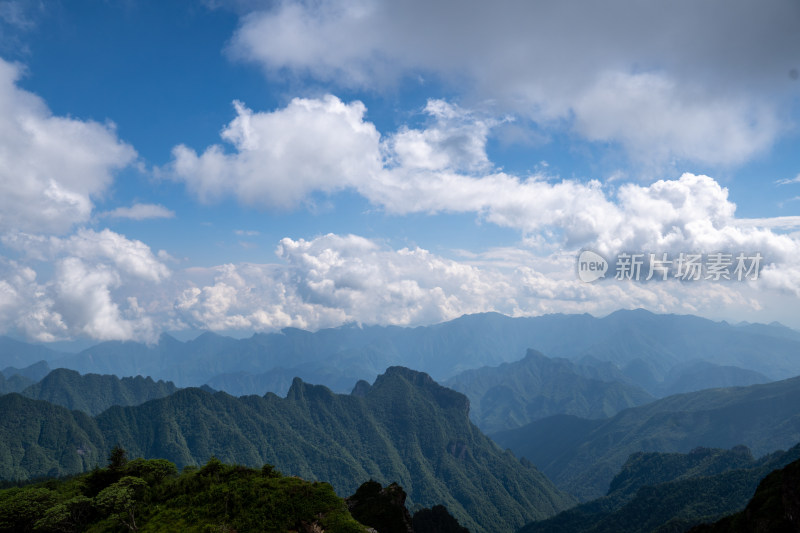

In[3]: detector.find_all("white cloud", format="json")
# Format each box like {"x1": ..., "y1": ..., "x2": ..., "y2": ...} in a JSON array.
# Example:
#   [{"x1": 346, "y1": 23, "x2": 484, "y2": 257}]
[
  {"x1": 229, "y1": 0, "x2": 799, "y2": 168},
  {"x1": 172, "y1": 233, "x2": 768, "y2": 334},
  {"x1": 3, "y1": 228, "x2": 170, "y2": 283},
  {"x1": 385, "y1": 100, "x2": 496, "y2": 173},
  {"x1": 572, "y1": 71, "x2": 778, "y2": 167},
  {"x1": 169, "y1": 96, "x2": 382, "y2": 209},
  {"x1": 0, "y1": 58, "x2": 137, "y2": 234},
  {"x1": 776, "y1": 174, "x2": 800, "y2": 185},
  {"x1": 100, "y1": 203, "x2": 175, "y2": 221},
  {"x1": 734, "y1": 216, "x2": 800, "y2": 229},
  {"x1": 51, "y1": 257, "x2": 141, "y2": 341},
  {"x1": 0, "y1": 229, "x2": 169, "y2": 342},
  {"x1": 169, "y1": 98, "x2": 780, "y2": 248},
  {"x1": 166, "y1": 96, "x2": 800, "y2": 300}
]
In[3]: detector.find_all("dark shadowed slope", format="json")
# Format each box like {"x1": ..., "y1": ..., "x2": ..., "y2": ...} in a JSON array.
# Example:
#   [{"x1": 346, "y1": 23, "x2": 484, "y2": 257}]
[
  {"x1": 520, "y1": 443, "x2": 800, "y2": 533},
  {"x1": 689, "y1": 452, "x2": 800, "y2": 532},
  {"x1": 493, "y1": 375, "x2": 800, "y2": 500}
]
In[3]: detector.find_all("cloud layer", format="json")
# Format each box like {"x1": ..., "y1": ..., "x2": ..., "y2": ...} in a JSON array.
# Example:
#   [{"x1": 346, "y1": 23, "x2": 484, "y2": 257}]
[
  {"x1": 1, "y1": 229, "x2": 169, "y2": 341},
  {"x1": 161, "y1": 94, "x2": 800, "y2": 335},
  {"x1": 171, "y1": 97, "x2": 382, "y2": 209},
  {"x1": 0, "y1": 58, "x2": 136, "y2": 234},
  {"x1": 230, "y1": 0, "x2": 799, "y2": 167},
  {"x1": 170, "y1": 95, "x2": 800, "y2": 264},
  {"x1": 170, "y1": 232, "x2": 766, "y2": 334},
  {"x1": 1, "y1": 17, "x2": 799, "y2": 343}
]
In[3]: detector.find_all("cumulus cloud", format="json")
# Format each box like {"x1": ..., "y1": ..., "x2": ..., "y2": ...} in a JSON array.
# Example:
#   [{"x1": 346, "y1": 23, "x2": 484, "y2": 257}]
[
  {"x1": 166, "y1": 95, "x2": 798, "y2": 257},
  {"x1": 100, "y1": 203, "x2": 175, "y2": 221},
  {"x1": 385, "y1": 100, "x2": 497, "y2": 173},
  {"x1": 0, "y1": 58, "x2": 137, "y2": 233},
  {"x1": 228, "y1": 0, "x2": 799, "y2": 167},
  {"x1": 171, "y1": 233, "x2": 767, "y2": 333},
  {"x1": 170, "y1": 96, "x2": 381, "y2": 209},
  {"x1": 166, "y1": 94, "x2": 800, "y2": 304},
  {"x1": 0, "y1": 229, "x2": 169, "y2": 342},
  {"x1": 3, "y1": 228, "x2": 170, "y2": 282}
]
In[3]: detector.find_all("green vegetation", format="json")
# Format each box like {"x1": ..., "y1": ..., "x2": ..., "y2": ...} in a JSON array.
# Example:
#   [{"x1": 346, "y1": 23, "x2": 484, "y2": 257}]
[
  {"x1": 445, "y1": 349, "x2": 653, "y2": 433},
  {"x1": 0, "y1": 452, "x2": 369, "y2": 532},
  {"x1": 519, "y1": 443, "x2": 800, "y2": 533},
  {"x1": 0, "y1": 373, "x2": 33, "y2": 394},
  {"x1": 19, "y1": 368, "x2": 178, "y2": 415},
  {"x1": 0, "y1": 367, "x2": 573, "y2": 532},
  {"x1": 493, "y1": 374, "x2": 800, "y2": 499},
  {"x1": 689, "y1": 454, "x2": 800, "y2": 532},
  {"x1": 0, "y1": 394, "x2": 104, "y2": 480}
]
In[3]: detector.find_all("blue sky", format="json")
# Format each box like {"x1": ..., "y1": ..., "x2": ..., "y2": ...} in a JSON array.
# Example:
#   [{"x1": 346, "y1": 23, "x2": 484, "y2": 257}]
[{"x1": 0, "y1": 0, "x2": 799, "y2": 343}]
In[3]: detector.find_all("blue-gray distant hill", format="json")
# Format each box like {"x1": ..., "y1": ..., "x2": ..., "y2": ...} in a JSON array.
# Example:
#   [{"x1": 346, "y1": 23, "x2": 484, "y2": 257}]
[
  {"x1": 493, "y1": 374, "x2": 800, "y2": 500},
  {"x1": 0, "y1": 360, "x2": 51, "y2": 393},
  {"x1": 36, "y1": 310, "x2": 799, "y2": 396},
  {"x1": 0, "y1": 336, "x2": 65, "y2": 370},
  {"x1": 445, "y1": 349, "x2": 654, "y2": 433}
]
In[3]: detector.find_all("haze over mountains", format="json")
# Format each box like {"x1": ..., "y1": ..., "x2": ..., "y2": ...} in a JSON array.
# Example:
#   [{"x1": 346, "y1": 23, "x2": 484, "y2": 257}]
[
  {"x1": 493, "y1": 374, "x2": 800, "y2": 500},
  {"x1": 1, "y1": 310, "x2": 796, "y2": 402},
  {"x1": 2, "y1": 309, "x2": 800, "y2": 531},
  {"x1": 444, "y1": 350, "x2": 655, "y2": 433}
]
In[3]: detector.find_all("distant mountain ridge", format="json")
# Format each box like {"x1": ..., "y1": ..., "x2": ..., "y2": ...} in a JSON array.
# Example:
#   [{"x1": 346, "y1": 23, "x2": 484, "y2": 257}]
[
  {"x1": 19, "y1": 368, "x2": 178, "y2": 415},
  {"x1": 445, "y1": 349, "x2": 654, "y2": 433},
  {"x1": 493, "y1": 374, "x2": 800, "y2": 500},
  {"x1": 0, "y1": 367, "x2": 575, "y2": 533},
  {"x1": 0, "y1": 337, "x2": 65, "y2": 370},
  {"x1": 1, "y1": 310, "x2": 794, "y2": 396}
]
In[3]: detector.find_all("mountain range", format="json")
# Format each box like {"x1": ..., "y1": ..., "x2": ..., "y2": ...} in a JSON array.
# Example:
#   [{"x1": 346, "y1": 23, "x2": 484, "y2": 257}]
[
  {"x1": 520, "y1": 443, "x2": 800, "y2": 532},
  {"x1": 689, "y1": 451, "x2": 800, "y2": 532},
  {"x1": 2, "y1": 310, "x2": 797, "y2": 399},
  {"x1": 0, "y1": 367, "x2": 575, "y2": 533},
  {"x1": 17, "y1": 368, "x2": 178, "y2": 415},
  {"x1": 3, "y1": 309, "x2": 800, "y2": 529},
  {"x1": 445, "y1": 349, "x2": 654, "y2": 433},
  {"x1": 493, "y1": 374, "x2": 800, "y2": 500}
]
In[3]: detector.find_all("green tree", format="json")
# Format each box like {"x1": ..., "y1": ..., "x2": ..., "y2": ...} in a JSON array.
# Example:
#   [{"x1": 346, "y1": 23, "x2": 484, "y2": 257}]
[
  {"x1": 94, "y1": 476, "x2": 146, "y2": 532},
  {"x1": 124, "y1": 458, "x2": 178, "y2": 484},
  {"x1": 33, "y1": 495, "x2": 93, "y2": 533},
  {"x1": 107, "y1": 445, "x2": 128, "y2": 471},
  {"x1": 0, "y1": 487, "x2": 58, "y2": 532}
]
